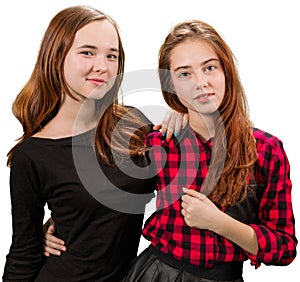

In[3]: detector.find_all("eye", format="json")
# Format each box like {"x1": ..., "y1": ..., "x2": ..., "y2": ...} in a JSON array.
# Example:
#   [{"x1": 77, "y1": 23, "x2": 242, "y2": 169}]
[
  {"x1": 177, "y1": 71, "x2": 190, "y2": 79},
  {"x1": 81, "y1": 50, "x2": 93, "y2": 56},
  {"x1": 107, "y1": 54, "x2": 118, "y2": 60},
  {"x1": 205, "y1": 65, "x2": 216, "y2": 72}
]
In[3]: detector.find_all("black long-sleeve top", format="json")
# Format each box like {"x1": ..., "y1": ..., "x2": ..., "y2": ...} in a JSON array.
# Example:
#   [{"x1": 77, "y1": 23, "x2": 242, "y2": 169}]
[{"x1": 3, "y1": 127, "x2": 155, "y2": 281}]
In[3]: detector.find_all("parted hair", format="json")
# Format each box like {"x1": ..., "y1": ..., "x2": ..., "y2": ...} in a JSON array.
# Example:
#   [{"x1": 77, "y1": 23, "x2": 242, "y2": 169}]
[
  {"x1": 158, "y1": 20, "x2": 257, "y2": 206},
  {"x1": 7, "y1": 5, "x2": 149, "y2": 166}
]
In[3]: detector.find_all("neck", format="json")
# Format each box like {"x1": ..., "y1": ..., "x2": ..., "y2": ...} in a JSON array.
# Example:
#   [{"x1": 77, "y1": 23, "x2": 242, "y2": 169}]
[
  {"x1": 61, "y1": 96, "x2": 98, "y2": 134},
  {"x1": 36, "y1": 95, "x2": 98, "y2": 138},
  {"x1": 65, "y1": 96, "x2": 96, "y2": 131},
  {"x1": 188, "y1": 110, "x2": 217, "y2": 142}
]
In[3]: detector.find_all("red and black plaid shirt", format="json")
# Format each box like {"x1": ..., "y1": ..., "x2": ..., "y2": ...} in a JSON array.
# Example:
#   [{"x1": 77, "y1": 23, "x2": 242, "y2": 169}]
[{"x1": 142, "y1": 126, "x2": 297, "y2": 268}]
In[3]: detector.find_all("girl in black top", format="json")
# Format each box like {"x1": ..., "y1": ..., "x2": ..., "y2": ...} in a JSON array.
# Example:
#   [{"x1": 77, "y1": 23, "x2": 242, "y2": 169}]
[{"x1": 3, "y1": 5, "x2": 184, "y2": 281}]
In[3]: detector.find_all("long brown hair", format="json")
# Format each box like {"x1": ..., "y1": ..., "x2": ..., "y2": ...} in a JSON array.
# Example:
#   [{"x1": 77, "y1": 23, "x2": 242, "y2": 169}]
[
  {"x1": 159, "y1": 20, "x2": 257, "y2": 206},
  {"x1": 7, "y1": 5, "x2": 148, "y2": 166}
]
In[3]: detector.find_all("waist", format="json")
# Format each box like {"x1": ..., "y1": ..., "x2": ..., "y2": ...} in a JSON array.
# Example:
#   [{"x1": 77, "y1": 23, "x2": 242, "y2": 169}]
[
  {"x1": 149, "y1": 245, "x2": 243, "y2": 280},
  {"x1": 35, "y1": 252, "x2": 126, "y2": 281}
]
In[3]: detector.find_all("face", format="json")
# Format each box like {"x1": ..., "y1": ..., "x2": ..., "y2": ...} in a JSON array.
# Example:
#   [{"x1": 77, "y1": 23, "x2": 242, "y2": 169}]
[
  {"x1": 170, "y1": 39, "x2": 225, "y2": 116},
  {"x1": 64, "y1": 20, "x2": 119, "y2": 101}
]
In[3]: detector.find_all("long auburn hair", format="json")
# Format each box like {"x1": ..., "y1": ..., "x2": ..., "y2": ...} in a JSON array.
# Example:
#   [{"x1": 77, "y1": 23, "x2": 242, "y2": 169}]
[
  {"x1": 159, "y1": 20, "x2": 257, "y2": 206},
  {"x1": 7, "y1": 5, "x2": 148, "y2": 166}
]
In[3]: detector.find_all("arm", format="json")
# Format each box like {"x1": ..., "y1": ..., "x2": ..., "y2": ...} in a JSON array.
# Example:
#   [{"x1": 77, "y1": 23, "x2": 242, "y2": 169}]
[
  {"x1": 3, "y1": 150, "x2": 46, "y2": 281},
  {"x1": 181, "y1": 138, "x2": 297, "y2": 267},
  {"x1": 181, "y1": 188, "x2": 258, "y2": 254},
  {"x1": 246, "y1": 138, "x2": 297, "y2": 267}
]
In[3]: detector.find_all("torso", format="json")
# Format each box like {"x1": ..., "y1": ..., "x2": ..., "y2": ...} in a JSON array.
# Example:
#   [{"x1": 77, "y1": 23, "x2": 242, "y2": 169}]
[
  {"x1": 142, "y1": 126, "x2": 281, "y2": 267},
  {"x1": 9, "y1": 129, "x2": 155, "y2": 281}
]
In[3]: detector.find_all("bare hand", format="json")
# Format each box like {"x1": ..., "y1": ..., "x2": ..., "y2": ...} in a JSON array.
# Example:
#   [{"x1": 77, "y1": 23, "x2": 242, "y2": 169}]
[
  {"x1": 43, "y1": 220, "x2": 66, "y2": 257},
  {"x1": 181, "y1": 187, "x2": 221, "y2": 230},
  {"x1": 153, "y1": 111, "x2": 188, "y2": 141}
]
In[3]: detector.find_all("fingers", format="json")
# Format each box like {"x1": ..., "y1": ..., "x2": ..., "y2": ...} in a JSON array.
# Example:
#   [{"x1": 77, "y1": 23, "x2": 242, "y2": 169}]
[
  {"x1": 43, "y1": 251, "x2": 51, "y2": 257},
  {"x1": 157, "y1": 111, "x2": 189, "y2": 142},
  {"x1": 181, "y1": 190, "x2": 193, "y2": 214},
  {"x1": 43, "y1": 224, "x2": 66, "y2": 256},
  {"x1": 161, "y1": 111, "x2": 187, "y2": 141},
  {"x1": 161, "y1": 111, "x2": 172, "y2": 137},
  {"x1": 43, "y1": 245, "x2": 62, "y2": 256},
  {"x1": 182, "y1": 187, "x2": 206, "y2": 200},
  {"x1": 165, "y1": 118, "x2": 176, "y2": 142},
  {"x1": 44, "y1": 233, "x2": 66, "y2": 249},
  {"x1": 173, "y1": 114, "x2": 184, "y2": 138},
  {"x1": 43, "y1": 234, "x2": 66, "y2": 256},
  {"x1": 152, "y1": 124, "x2": 162, "y2": 131},
  {"x1": 181, "y1": 199, "x2": 194, "y2": 227}
]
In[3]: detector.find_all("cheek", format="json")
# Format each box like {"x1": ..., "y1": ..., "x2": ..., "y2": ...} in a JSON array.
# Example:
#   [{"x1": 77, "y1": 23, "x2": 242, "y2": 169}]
[
  {"x1": 215, "y1": 73, "x2": 226, "y2": 91},
  {"x1": 175, "y1": 86, "x2": 193, "y2": 108},
  {"x1": 63, "y1": 64, "x2": 74, "y2": 86},
  {"x1": 112, "y1": 64, "x2": 119, "y2": 77},
  {"x1": 218, "y1": 80, "x2": 226, "y2": 101},
  {"x1": 174, "y1": 82, "x2": 193, "y2": 102},
  {"x1": 109, "y1": 67, "x2": 118, "y2": 83},
  {"x1": 64, "y1": 57, "x2": 83, "y2": 80},
  {"x1": 211, "y1": 73, "x2": 226, "y2": 102}
]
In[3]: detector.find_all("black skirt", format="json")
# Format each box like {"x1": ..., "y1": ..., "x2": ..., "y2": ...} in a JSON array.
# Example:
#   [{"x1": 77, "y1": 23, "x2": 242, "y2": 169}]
[{"x1": 122, "y1": 245, "x2": 244, "y2": 282}]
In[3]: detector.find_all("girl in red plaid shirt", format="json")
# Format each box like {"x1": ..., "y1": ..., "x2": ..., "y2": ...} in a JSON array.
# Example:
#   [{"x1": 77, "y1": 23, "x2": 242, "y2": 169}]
[{"x1": 122, "y1": 20, "x2": 297, "y2": 282}]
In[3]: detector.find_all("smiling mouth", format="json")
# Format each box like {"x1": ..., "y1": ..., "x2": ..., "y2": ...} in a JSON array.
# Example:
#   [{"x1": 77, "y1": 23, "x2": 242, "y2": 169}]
[
  {"x1": 87, "y1": 78, "x2": 106, "y2": 86},
  {"x1": 194, "y1": 93, "x2": 214, "y2": 102}
]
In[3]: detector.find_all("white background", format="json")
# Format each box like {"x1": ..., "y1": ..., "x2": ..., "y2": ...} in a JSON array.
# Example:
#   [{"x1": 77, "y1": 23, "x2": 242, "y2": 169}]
[{"x1": 0, "y1": 0, "x2": 299, "y2": 281}]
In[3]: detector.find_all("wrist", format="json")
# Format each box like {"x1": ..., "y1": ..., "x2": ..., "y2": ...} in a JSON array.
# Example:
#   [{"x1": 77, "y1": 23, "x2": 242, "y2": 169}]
[{"x1": 209, "y1": 209, "x2": 227, "y2": 233}]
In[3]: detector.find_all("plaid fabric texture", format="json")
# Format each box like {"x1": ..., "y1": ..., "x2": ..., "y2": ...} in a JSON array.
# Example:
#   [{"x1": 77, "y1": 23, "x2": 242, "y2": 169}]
[{"x1": 142, "y1": 126, "x2": 297, "y2": 268}]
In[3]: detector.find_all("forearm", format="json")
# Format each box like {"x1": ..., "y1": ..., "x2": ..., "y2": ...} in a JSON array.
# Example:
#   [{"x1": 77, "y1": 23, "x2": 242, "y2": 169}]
[
  {"x1": 3, "y1": 233, "x2": 45, "y2": 280},
  {"x1": 213, "y1": 212, "x2": 258, "y2": 255}
]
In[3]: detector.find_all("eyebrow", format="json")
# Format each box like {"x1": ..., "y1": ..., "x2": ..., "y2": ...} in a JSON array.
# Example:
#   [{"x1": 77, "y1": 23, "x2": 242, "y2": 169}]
[
  {"x1": 77, "y1": 44, "x2": 119, "y2": 53},
  {"x1": 173, "y1": 58, "x2": 219, "y2": 72}
]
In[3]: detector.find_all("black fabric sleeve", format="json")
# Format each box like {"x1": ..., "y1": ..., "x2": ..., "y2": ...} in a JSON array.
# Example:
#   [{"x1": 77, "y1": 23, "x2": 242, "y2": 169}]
[{"x1": 3, "y1": 149, "x2": 46, "y2": 281}]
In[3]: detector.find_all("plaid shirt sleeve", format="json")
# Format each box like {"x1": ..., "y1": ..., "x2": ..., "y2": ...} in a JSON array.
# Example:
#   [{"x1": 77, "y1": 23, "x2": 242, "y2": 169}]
[{"x1": 246, "y1": 130, "x2": 297, "y2": 268}]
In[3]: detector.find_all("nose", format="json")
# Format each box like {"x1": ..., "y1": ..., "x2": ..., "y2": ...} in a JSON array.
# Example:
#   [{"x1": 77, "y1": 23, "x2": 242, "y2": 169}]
[
  {"x1": 93, "y1": 55, "x2": 108, "y2": 73},
  {"x1": 194, "y1": 71, "x2": 208, "y2": 89}
]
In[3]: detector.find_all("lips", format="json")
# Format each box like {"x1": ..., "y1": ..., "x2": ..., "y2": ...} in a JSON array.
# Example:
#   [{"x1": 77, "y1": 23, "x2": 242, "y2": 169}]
[
  {"x1": 194, "y1": 93, "x2": 214, "y2": 102},
  {"x1": 87, "y1": 78, "x2": 106, "y2": 86}
]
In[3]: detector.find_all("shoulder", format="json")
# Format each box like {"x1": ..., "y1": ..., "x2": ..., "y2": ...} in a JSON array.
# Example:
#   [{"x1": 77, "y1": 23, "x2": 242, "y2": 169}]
[
  {"x1": 253, "y1": 128, "x2": 289, "y2": 167},
  {"x1": 116, "y1": 105, "x2": 153, "y2": 134},
  {"x1": 13, "y1": 138, "x2": 39, "y2": 155},
  {"x1": 253, "y1": 128, "x2": 283, "y2": 150},
  {"x1": 11, "y1": 137, "x2": 54, "y2": 165},
  {"x1": 9, "y1": 139, "x2": 40, "y2": 171},
  {"x1": 122, "y1": 105, "x2": 153, "y2": 125}
]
